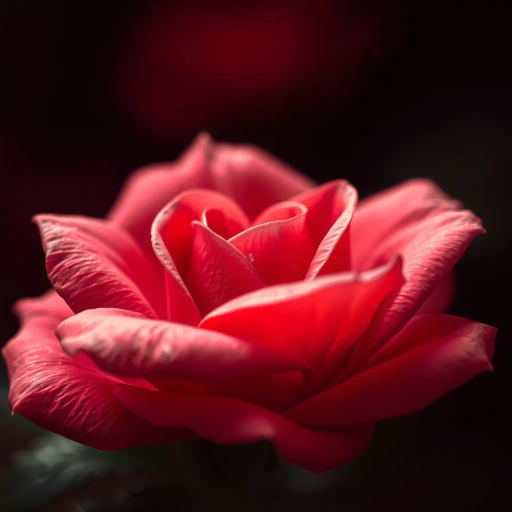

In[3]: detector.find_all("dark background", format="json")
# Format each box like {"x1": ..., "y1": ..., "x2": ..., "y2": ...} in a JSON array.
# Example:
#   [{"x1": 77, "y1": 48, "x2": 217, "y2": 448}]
[{"x1": 1, "y1": 1, "x2": 511, "y2": 510}]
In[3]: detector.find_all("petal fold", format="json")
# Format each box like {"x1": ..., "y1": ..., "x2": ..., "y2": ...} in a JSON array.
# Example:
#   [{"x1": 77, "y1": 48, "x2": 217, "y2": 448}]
[
  {"x1": 187, "y1": 222, "x2": 265, "y2": 315},
  {"x1": 287, "y1": 314, "x2": 496, "y2": 427},
  {"x1": 200, "y1": 257, "x2": 404, "y2": 384},
  {"x1": 2, "y1": 310, "x2": 189, "y2": 450},
  {"x1": 293, "y1": 181, "x2": 358, "y2": 279},
  {"x1": 56, "y1": 308, "x2": 309, "y2": 379},
  {"x1": 151, "y1": 189, "x2": 251, "y2": 323},
  {"x1": 348, "y1": 179, "x2": 484, "y2": 363},
  {"x1": 114, "y1": 385, "x2": 374, "y2": 472},
  {"x1": 229, "y1": 201, "x2": 314, "y2": 285},
  {"x1": 34, "y1": 215, "x2": 166, "y2": 319}
]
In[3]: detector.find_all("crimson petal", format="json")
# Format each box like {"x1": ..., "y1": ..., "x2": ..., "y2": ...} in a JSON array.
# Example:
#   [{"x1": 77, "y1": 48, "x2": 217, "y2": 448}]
[
  {"x1": 200, "y1": 257, "x2": 404, "y2": 385},
  {"x1": 56, "y1": 308, "x2": 309, "y2": 379},
  {"x1": 229, "y1": 201, "x2": 314, "y2": 284},
  {"x1": 34, "y1": 215, "x2": 166, "y2": 319},
  {"x1": 2, "y1": 311, "x2": 190, "y2": 450},
  {"x1": 187, "y1": 222, "x2": 265, "y2": 315},
  {"x1": 286, "y1": 314, "x2": 496, "y2": 427},
  {"x1": 114, "y1": 385, "x2": 374, "y2": 472}
]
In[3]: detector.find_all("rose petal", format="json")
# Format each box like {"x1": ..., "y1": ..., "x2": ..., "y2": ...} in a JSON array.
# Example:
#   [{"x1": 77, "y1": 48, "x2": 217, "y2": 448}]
[
  {"x1": 14, "y1": 289, "x2": 72, "y2": 322},
  {"x1": 229, "y1": 201, "x2": 315, "y2": 285},
  {"x1": 2, "y1": 313, "x2": 190, "y2": 450},
  {"x1": 108, "y1": 133, "x2": 213, "y2": 256},
  {"x1": 108, "y1": 133, "x2": 314, "y2": 254},
  {"x1": 151, "y1": 189, "x2": 251, "y2": 323},
  {"x1": 286, "y1": 314, "x2": 496, "y2": 427},
  {"x1": 416, "y1": 271, "x2": 454, "y2": 315},
  {"x1": 351, "y1": 178, "x2": 462, "y2": 270},
  {"x1": 114, "y1": 385, "x2": 374, "y2": 472},
  {"x1": 292, "y1": 181, "x2": 358, "y2": 279},
  {"x1": 340, "y1": 208, "x2": 484, "y2": 378},
  {"x1": 56, "y1": 308, "x2": 309, "y2": 379},
  {"x1": 200, "y1": 257, "x2": 404, "y2": 385},
  {"x1": 187, "y1": 222, "x2": 265, "y2": 315},
  {"x1": 34, "y1": 215, "x2": 166, "y2": 319},
  {"x1": 211, "y1": 142, "x2": 315, "y2": 220}
]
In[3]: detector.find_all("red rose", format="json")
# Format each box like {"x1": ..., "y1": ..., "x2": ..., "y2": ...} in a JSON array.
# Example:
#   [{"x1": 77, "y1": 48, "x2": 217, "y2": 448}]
[{"x1": 3, "y1": 134, "x2": 496, "y2": 471}]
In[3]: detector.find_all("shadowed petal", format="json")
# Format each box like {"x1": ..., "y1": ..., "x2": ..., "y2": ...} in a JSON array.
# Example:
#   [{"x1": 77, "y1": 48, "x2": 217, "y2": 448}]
[
  {"x1": 287, "y1": 315, "x2": 496, "y2": 427},
  {"x1": 2, "y1": 313, "x2": 191, "y2": 450},
  {"x1": 340, "y1": 207, "x2": 484, "y2": 378},
  {"x1": 114, "y1": 385, "x2": 374, "y2": 472}
]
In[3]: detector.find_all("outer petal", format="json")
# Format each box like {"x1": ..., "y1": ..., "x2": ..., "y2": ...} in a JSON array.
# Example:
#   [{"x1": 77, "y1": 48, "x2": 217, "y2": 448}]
[
  {"x1": 351, "y1": 178, "x2": 462, "y2": 270},
  {"x1": 56, "y1": 308, "x2": 309, "y2": 379},
  {"x1": 34, "y1": 215, "x2": 165, "y2": 319},
  {"x1": 14, "y1": 289, "x2": 72, "y2": 322},
  {"x1": 107, "y1": 133, "x2": 213, "y2": 256},
  {"x1": 292, "y1": 181, "x2": 358, "y2": 279},
  {"x1": 200, "y1": 257, "x2": 404, "y2": 384},
  {"x1": 108, "y1": 133, "x2": 313, "y2": 253},
  {"x1": 346, "y1": 180, "x2": 484, "y2": 370},
  {"x1": 210, "y1": 142, "x2": 315, "y2": 220},
  {"x1": 2, "y1": 313, "x2": 191, "y2": 450},
  {"x1": 151, "y1": 189, "x2": 251, "y2": 323},
  {"x1": 286, "y1": 314, "x2": 496, "y2": 427},
  {"x1": 229, "y1": 202, "x2": 314, "y2": 285},
  {"x1": 114, "y1": 385, "x2": 374, "y2": 472}
]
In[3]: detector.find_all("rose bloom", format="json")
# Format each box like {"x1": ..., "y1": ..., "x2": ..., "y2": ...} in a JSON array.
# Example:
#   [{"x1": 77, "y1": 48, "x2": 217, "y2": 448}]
[{"x1": 3, "y1": 134, "x2": 496, "y2": 471}]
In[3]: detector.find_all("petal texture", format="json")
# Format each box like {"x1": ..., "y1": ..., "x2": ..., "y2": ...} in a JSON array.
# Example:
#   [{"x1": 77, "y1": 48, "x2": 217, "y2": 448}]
[
  {"x1": 35, "y1": 215, "x2": 166, "y2": 319},
  {"x1": 2, "y1": 311, "x2": 191, "y2": 450},
  {"x1": 56, "y1": 308, "x2": 309, "y2": 379},
  {"x1": 114, "y1": 385, "x2": 374, "y2": 472},
  {"x1": 287, "y1": 314, "x2": 496, "y2": 427},
  {"x1": 200, "y1": 257, "x2": 404, "y2": 384},
  {"x1": 346, "y1": 180, "x2": 484, "y2": 369}
]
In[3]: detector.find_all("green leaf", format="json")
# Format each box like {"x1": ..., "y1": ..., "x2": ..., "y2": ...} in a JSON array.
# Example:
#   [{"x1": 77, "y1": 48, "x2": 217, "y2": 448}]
[{"x1": 0, "y1": 434, "x2": 169, "y2": 511}]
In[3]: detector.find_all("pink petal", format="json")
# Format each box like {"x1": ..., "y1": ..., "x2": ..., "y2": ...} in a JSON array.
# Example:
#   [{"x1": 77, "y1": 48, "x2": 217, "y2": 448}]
[
  {"x1": 200, "y1": 257, "x2": 404, "y2": 386},
  {"x1": 108, "y1": 133, "x2": 313, "y2": 254},
  {"x1": 345, "y1": 180, "x2": 484, "y2": 369},
  {"x1": 2, "y1": 313, "x2": 191, "y2": 450},
  {"x1": 351, "y1": 178, "x2": 462, "y2": 270},
  {"x1": 292, "y1": 181, "x2": 358, "y2": 279},
  {"x1": 286, "y1": 314, "x2": 496, "y2": 427},
  {"x1": 187, "y1": 222, "x2": 265, "y2": 315},
  {"x1": 114, "y1": 385, "x2": 374, "y2": 472},
  {"x1": 14, "y1": 289, "x2": 72, "y2": 322},
  {"x1": 108, "y1": 133, "x2": 213, "y2": 256},
  {"x1": 34, "y1": 215, "x2": 167, "y2": 319},
  {"x1": 229, "y1": 201, "x2": 315, "y2": 284},
  {"x1": 56, "y1": 308, "x2": 309, "y2": 379},
  {"x1": 211, "y1": 142, "x2": 315, "y2": 220},
  {"x1": 151, "y1": 189, "x2": 251, "y2": 324}
]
